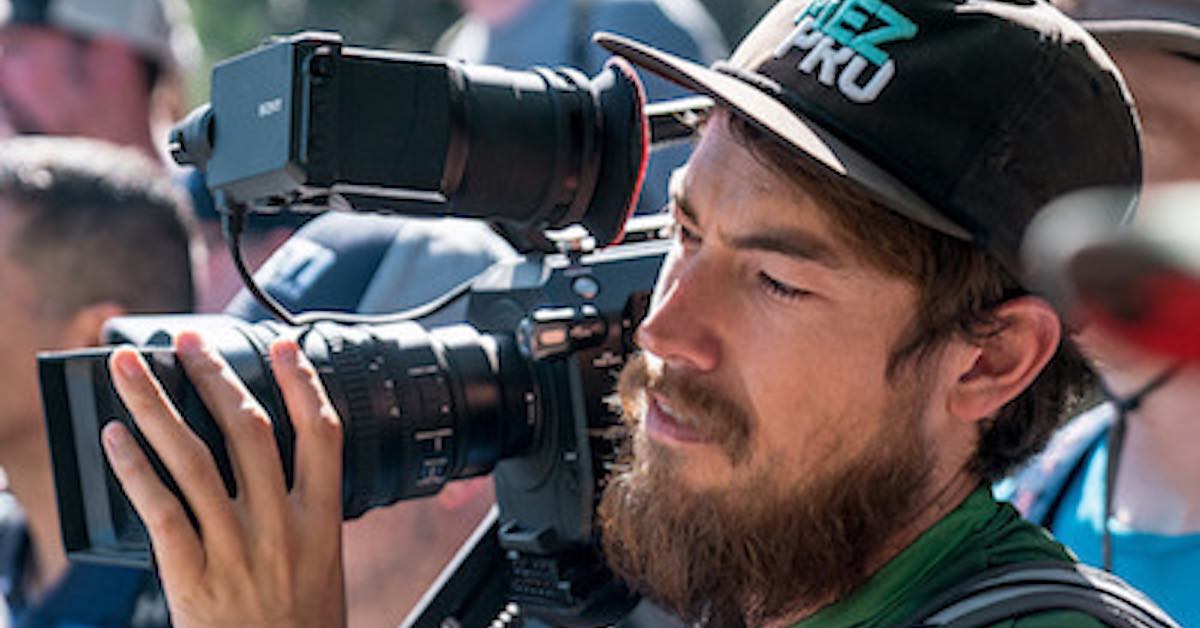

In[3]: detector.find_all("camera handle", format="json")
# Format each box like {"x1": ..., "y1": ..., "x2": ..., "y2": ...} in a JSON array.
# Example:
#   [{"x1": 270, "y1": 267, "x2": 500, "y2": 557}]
[
  {"x1": 402, "y1": 505, "x2": 517, "y2": 628},
  {"x1": 401, "y1": 506, "x2": 673, "y2": 628}
]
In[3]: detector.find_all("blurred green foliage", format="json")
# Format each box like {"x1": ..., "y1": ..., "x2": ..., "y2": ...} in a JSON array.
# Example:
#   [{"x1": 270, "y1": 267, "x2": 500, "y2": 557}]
[{"x1": 184, "y1": 0, "x2": 774, "y2": 104}]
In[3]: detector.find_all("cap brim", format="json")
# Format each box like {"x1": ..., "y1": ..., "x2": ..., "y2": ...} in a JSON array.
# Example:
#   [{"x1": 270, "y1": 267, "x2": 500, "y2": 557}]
[
  {"x1": 595, "y1": 32, "x2": 973, "y2": 241},
  {"x1": 1083, "y1": 19, "x2": 1200, "y2": 58}
]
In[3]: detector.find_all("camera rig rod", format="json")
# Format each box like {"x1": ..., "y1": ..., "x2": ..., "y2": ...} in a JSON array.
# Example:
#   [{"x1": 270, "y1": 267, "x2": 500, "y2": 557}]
[{"x1": 403, "y1": 506, "x2": 513, "y2": 628}]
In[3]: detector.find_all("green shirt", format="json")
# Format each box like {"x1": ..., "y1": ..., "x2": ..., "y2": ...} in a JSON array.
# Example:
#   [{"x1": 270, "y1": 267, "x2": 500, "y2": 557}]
[{"x1": 793, "y1": 487, "x2": 1104, "y2": 627}]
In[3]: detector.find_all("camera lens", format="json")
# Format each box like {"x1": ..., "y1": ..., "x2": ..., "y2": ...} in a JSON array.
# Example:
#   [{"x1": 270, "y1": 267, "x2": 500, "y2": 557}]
[{"x1": 299, "y1": 321, "x2": 535, "y2": 517}]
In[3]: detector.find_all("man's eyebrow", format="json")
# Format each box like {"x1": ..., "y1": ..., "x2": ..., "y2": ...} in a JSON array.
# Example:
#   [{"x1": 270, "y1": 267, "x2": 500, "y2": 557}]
[
  {"x1": 726, "y1": 229, "x2": 845, "y2": 269},
  {"x1": 668, "y1": 171, "x2": 843, "y2": 269}
]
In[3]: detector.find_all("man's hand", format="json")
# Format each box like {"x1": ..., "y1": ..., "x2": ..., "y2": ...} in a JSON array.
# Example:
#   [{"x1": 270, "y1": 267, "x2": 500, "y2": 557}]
[{"x1": 102, "y1": 331, "x2": 346, "y2": 628}]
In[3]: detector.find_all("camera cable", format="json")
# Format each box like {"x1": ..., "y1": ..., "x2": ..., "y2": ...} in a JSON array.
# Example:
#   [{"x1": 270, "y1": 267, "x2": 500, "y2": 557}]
[{"x1": 223, "y1": 205, "x2": 486, "y2": 328}]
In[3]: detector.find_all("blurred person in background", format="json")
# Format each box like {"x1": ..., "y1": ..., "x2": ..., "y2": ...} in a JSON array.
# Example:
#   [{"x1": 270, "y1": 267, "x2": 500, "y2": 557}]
[
  {"x1": 997, "y1": 3, "x2": 1200, "y2": 625},
  {"x1": 0, "y1": 137, "x2": 200, "y2": 627},
  {"x1": 0, "y1": 0, "x2": 199, "y2": 158},
  {"x1": 0, "y1": 0, "x2": 295, "y2": 313}
]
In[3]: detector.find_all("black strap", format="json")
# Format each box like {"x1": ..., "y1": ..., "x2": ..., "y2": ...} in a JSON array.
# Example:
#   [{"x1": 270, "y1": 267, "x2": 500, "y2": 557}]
[
  {"x1": 903, "y1": 561, "x2": 1179, "y2": 628},
  {"x1": 1102, "y1": 412, "x2": 1127, "y2": 572},
  {"x1": 1096, "y1": 363, "x2": 1182, "y2": 571}
]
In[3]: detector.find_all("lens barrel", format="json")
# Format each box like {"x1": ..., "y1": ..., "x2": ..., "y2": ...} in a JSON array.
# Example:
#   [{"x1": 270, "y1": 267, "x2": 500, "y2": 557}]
[
  {"x1": 442, "y1": 58, "x2": 646, "y2": 245},
  {"x1": 299, "y1": 321, "x2": 535, "y2": 518}
]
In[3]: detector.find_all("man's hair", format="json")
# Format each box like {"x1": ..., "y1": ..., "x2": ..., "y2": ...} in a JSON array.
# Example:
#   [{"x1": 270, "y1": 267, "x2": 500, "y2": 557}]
[
  {"x1": 725, "y1": 113, "x2": 1094, "y2": 482},
  {"x1": 0, "y1": 137, "x2": 198, "y2": 316}
]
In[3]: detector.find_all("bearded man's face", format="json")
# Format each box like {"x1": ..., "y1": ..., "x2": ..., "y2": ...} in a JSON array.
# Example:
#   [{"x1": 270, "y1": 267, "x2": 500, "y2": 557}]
[{"x1": 598, "y1": 119, "x2": 940, "y2": 626}]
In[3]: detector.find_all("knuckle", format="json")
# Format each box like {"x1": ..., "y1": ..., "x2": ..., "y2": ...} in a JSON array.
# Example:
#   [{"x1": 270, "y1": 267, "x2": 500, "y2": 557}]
[
  {"x1": 123, "y1": 394, "x2": 168, "y2": 423},
  {"x1": 295, "y1": 359, "x2": 320, "y2": 382},
  {"x1": 143, "y1": 506, "x2": 187, "y2": 535},
  {"x1": 317, "y1": 406, "x2": 342, "y2": 430},
  {"x1": 311, "y1": 408, "x2": 343, "y2": 441},
  {"x1": 238, "y1": 406, "x2": 276, "y2": 439},
  {"x1": 176, "y1": 445, "x2": 215, "y2": 479},
  {"x1": 170, "y1": 589, "x2": 210, "y2": 616},
  {"x1": 182, "y1": 350, "x2": 225, "y2": 378}
]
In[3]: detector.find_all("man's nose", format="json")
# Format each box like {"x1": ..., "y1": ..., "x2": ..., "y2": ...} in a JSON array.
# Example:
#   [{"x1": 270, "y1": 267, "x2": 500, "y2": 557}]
[{"x1": 635, "y1": 258, "x2": 722, "y2": 373}]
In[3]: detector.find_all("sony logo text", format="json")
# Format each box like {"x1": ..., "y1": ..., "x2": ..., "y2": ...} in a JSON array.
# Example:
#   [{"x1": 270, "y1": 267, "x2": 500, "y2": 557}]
[{"x1": 257, "y1": 97, "x2": 284, "y2": 118}]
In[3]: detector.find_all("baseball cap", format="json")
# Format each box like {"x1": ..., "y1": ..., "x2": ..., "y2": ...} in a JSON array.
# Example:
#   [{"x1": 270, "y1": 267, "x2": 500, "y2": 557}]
[
  {"x1": 596, "y1": 0, "x2": 1142, "y2": 278},
  {"x1": 0, "y1": 0, "x2": 200, "y2": 71}
]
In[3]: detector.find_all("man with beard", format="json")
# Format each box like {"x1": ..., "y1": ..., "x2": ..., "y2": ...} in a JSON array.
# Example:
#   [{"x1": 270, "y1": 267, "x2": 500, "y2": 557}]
[{"x1": 90, "y1": 0, "x2": 1177, "y2": 626}]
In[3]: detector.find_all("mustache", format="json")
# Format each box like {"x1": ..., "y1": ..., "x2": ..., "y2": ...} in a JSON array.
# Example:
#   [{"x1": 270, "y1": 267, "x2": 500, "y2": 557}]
[{"x1": 616, "y1": 353, "x2": 753, "y2": 465}]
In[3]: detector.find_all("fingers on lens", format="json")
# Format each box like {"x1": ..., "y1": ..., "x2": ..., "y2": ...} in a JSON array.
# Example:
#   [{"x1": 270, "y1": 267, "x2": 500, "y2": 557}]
[
  {"x1": 101, "y1": 420, "x2": 205, "y2": 578},
  {"x1": 109, "y1": 347, "x2": 237, "y2": 527},
  {"x1": 270, "y1": 338, "x2": 343, "y2": 510},
  {"x1": 174, "y1": 331, "x2": 288, "y2": 506}
]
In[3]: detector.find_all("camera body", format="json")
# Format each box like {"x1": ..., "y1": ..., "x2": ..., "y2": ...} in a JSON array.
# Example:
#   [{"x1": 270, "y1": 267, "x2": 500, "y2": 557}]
[
  {"x1": 41, "y1": 227, "x2": 669, "y2": 622},
  {"x1": 39, "y1": 29, "x2": 673, "y2": 625}
]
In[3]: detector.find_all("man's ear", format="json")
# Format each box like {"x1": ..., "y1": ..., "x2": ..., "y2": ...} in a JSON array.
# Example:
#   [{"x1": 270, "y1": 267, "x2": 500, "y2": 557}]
[
  {"x1": 61, "y1": 301, "x2": 126, "y2": 347},
  {"x1": 947, "y1": 296, "x2": 1061, "y2": 423}
]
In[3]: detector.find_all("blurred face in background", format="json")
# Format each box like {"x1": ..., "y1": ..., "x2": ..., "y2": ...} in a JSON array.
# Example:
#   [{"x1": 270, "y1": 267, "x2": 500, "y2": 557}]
[
  {"x1": 457, "y1": 0, "x2": 537, "y2": 27},
  {"x1": 1113, "y1": 47, "x2": 1200, "y2": 184},
  {"x1": 1076, "y1": 46, "x2": 1200, "y2": 394},
  {"x1": 0, "y1": 25, "x2": 92, "y2": 137}
]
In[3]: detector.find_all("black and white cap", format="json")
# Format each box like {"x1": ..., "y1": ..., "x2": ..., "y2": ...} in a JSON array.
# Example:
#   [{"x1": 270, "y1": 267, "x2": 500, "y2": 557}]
[{"x1": 597, "y1": 0, "x2": 1143, "y2": 278}]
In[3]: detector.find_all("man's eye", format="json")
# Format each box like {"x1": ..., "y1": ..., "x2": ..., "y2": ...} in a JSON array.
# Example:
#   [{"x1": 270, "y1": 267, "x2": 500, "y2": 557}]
[{"x1": 757, "y1": 272, "x2": 810, "y2": 301}]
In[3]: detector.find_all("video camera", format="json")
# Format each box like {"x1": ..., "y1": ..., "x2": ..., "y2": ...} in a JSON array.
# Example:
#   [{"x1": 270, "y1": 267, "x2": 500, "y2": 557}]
[{"x1": 37, "y1": 32, "x2": 708, "y2": 626}]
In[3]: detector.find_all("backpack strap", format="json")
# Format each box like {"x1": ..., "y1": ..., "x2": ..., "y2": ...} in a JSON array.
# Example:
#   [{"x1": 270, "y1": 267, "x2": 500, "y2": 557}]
[
  {"x1": 903, "y1": 561, "x2": 1179, "y2": 628},
  {"x1": 0, "y1": 492, "x2": 32, "y2": 614},
  {"x1": 1002, "y1": 404, "x2": 1116, "y2": 526}
]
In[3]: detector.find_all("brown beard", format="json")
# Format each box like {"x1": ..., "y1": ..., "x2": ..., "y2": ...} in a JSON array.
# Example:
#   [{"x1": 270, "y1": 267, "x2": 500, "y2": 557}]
[{"x1": 599, "y1": 354, "x2": 936, "y2": 627}]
